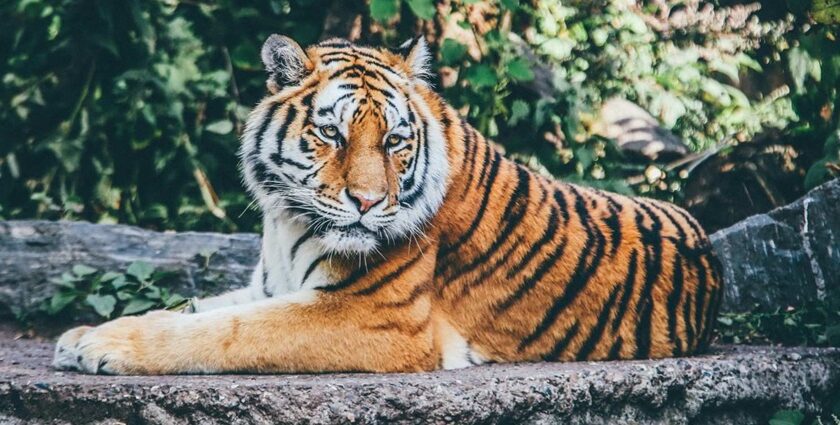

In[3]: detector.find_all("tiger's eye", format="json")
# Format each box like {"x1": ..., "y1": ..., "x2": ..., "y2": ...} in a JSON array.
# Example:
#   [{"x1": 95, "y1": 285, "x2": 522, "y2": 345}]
[
  {"x1": 386, "y1": 134, "x2": 403, "y2": 147},
  {"x1": 321, "y1": 125, "x2": 338, "y2": 138}
]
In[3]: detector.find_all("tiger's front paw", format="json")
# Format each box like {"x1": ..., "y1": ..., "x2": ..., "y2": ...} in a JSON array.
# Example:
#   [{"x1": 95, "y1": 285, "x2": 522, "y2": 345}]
[
  {"x1": 53, "y1": 311, "x2": 176, "y2": 375},
  {"x1": 52, "y1": 325, "x2": 94, "y2": 371}
]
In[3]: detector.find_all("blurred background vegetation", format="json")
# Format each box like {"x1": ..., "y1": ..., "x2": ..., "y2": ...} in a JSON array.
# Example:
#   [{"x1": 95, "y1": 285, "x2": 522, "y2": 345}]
[{"x1": 1, "y1": 0, "x2": 839, "y2": 234}]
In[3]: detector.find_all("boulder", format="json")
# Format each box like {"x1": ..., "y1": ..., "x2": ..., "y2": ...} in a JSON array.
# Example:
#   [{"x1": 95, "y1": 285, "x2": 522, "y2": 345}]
[
  {"x1": 710, "y1": 178, "x2": 840, "y2": 312},
  {"x1": 0, "y1": 221, "x2": 258, "y2": 317}
]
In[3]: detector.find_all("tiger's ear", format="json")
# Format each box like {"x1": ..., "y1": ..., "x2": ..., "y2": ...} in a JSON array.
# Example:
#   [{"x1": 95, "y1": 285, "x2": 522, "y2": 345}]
[
  {"x1": 261, "y1": 34, "x2": 313, "y2": 93},
  {"x1": 397, "y1": 36, "x2": 431, "y2": 82}
]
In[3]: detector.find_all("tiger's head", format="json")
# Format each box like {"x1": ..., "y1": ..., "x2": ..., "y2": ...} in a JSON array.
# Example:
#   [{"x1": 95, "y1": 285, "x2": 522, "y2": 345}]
[{"x1": 241, "y1": 35, "x2": 450, "y2": 255}]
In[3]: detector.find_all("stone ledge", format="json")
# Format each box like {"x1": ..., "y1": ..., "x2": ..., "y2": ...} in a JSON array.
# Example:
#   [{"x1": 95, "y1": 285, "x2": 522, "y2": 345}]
[{"x1": 1, "y1": 330, "x2": 838, "y2": 424}]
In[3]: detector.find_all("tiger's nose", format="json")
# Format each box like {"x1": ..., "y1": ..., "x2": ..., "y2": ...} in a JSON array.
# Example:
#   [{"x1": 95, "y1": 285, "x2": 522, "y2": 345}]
[{"x1": 347, "y1": 190, "x2": 385, "y2": 214}]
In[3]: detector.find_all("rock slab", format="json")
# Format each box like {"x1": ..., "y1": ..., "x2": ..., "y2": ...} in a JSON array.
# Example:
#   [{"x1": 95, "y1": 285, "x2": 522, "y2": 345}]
[
  {"x1": 0, "y1": 221, "x2": 258, "y2": 317},
  {"x1": 710, "y1": 178, "x2": 840, "y2": 312},
  {"x1": 0, "y1": 329, "x2": 838, "y2": 424}
]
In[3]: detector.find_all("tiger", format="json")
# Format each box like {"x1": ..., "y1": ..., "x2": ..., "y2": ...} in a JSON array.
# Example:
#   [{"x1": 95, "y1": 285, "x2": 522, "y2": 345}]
[{"x1": 53, "y1": 35, "x2": 722, "y2": 375}]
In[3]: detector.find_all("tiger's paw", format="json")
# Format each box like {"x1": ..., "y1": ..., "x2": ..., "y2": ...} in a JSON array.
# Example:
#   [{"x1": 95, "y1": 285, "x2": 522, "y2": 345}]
[
  {"x1": 52, "y1": 325, "x2": 93, "y2": 371},
  {"x1": 52, "y1": 311, "x2": 176, "y2": 375}
]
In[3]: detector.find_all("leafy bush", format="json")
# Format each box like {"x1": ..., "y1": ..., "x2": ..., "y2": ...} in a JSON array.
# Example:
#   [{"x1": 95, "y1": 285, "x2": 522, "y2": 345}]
[
  {"x1": 0, "y1": 0, "x2": 836, "y2": 232},
  {"x1": 41, "y1": 261, "x2": 190, "y2": 321}
]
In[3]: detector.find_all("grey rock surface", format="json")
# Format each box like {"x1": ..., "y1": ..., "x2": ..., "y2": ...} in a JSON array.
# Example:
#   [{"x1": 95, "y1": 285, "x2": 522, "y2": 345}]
[
  {"x1": 0, "y1": 220, "x2": 258, "y2": 316},
  {"x1": 710, "y1": 178, "x2": 839, "y2": 312},
  {"x1": 0, "y1": 328, "x2": 838, "y2": 425}
]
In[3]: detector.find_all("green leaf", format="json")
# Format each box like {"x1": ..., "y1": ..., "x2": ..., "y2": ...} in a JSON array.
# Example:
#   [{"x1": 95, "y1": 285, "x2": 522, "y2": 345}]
[
  {"x1": 72, "y1": 264, "x2": 97, "y2": 277},
  {"x1": 465, "y1": 64, "x2": 498, "y2": 88},
  {"x1": 49, "y1": 292, "x2": 78, "y2": 314},
  {"x1": 145, "y1": 285, "x2": 162, "y2": 299},
  {"x1": 206, "y1": 120, "x2": 234, "y2": 135},
  {"x1": 164, "y1": 294, "x2": 188, "y2": 308},
  {"x1": 369, "y1": 0, "x2": 399, "y2": 22},
  {"x1": 812, "y1": 0, "x2": 840, "y2": 24},
  {"x1": 111, "y1": 275, "x2": 130, "y2": 289},
  {"x1": 230, "y1": 43, "x2": 260, "y2": 70},
  {"x1": 440, "y1": 39, "x2": 467, "y2": 66},
  {"x1": 406, "y1": 0, "x2": 435, "y2": 20},
  {"x1": 100, "y1": 271, "x2": 122, "y2": 282},
  {"x1": 506, "y1": 59, "x2": 535, "y2": 82},
  {"x1": 508, "y1": 100, "x2": 530, "y2": 126},
  {"x1": 122, "y1": 298, "x2": 157, "y2": 315},
  {"x1": 116, "y1": 290, "x2": 134, "y2": 301},
  {"x1": 769, "y1": 410, "x2": 804, "y2": 425},
  {"x1": 85, "y1": 294, "x2": 117, "y2": 318},
  {"x1": 500, "y1": 0, "x2": 520, "y2": 10},
  {"x1": 127, "y1": 261, "x2": 155, "y2": 283}
]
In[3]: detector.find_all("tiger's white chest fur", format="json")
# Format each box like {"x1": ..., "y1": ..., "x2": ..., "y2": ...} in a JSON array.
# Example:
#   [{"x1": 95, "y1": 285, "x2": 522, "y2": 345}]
[{"x1": 257, "y1": 212, "x2": 330, "y2": 296}]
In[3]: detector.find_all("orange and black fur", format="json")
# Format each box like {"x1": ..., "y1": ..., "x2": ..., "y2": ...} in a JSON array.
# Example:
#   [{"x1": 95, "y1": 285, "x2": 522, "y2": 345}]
[{"x1": 53, "y1": 35, "x2": 723, "y2": 374}]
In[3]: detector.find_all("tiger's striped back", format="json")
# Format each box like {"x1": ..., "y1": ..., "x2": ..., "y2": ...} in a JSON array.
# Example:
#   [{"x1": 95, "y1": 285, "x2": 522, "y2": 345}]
[{"x1": 432, "y1": 121, "x2": 723, "y2": 362}]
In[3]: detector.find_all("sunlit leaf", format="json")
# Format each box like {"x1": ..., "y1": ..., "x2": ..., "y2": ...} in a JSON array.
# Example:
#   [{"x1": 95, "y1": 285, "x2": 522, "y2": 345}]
[
  {"x1": 370, "y1": 0, "x2": 399, "y2": 22},
  {"x1": 85, "y1": 294, "x2": 117, "y2": 318},
  {"x1": 122, "y1": 298, "x2": 157, "y2": 315},
  {"x1": 406, "y1": 0, "x2": 435, "y2": 20},
  {"x1": 127, "y1": 261, "x2": 155, "y2": 283},
  {"x1": 465, "y1": 64, "x2": 498, "y2": 88},
  {"x1": 440, "y1": 39, "x2": 467, "y2": 66},
  {"x1": 506, "y1": 59, "x2": 535, "y2": 82}
]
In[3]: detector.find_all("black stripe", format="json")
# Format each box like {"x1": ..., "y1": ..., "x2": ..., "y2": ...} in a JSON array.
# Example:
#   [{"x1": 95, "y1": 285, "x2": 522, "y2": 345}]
[
  {"x1": 300, "y1": 254, "x2": 328, "y2": 286},
  {"x1": 318, "y1": 256, "x2": 387, "y2": 292},
  {"x1": 444, "y1": 167, "x2": 530, "y2": 281},
  {"x1": 683, "y1": 291, "x2": 695, "y2": 351},
  {"x1": 543, "y1": 321, "x2": 580, "y2": 361},
  {"x1": 576, "y1": 283, "x2": 623, "y2": 361},
  {"x1": 440, "y1": 150, "x2": 501, "y2": 255},
  {"x1": 495, "y1": 206, "x2": 564, "y2": 313},
  {"x1": 455, "y1": 234, "x2": 525, "y2": 301},
  {"x1": 291, "y1": 229, "x2": 315, "y2": 259},
  {"x1": 460, "y1": 126, "x2": 480, "y2": 197},
  {"x1": 667, "y1": 255, "x2": 685, "y2": 356},
  {"x1": 553, "y1": 186, "x2": 570, "y2": 223},
  {"x1": 633, "y1": 203, "x2": 664, "y2": 359},
  {"x1": 254, "y1": 103, "x2": 281, "y2": 152},
  {"x1": 611, "y1": 249, "x2": 639, "y2": 332},
  {"x1": 261, "y1": 261, "x2": 272, "y2": 297},
  {"x1": 376, "y1": 284, "x2": 428, "y2": 308},
  {"x1": 602, "y1": 195, "x2": 623, "y2": 257},
  {"x1": 671, "y1": 206, "x2": 709, "y2": 248},
  {"x1": 515, "y1": 186, "x2": 607, "y2": 350},
  {"x1": 504, "y1": 200, "x2": 559, "y2": 279},
  {"x1": 353, "y1": 254, "x2": 424, "y2": 296},
  {"x1": 400, "y1": 107, "x2": 430, "y2": 205},
  {"x1": 693, "y1": 257, "x2": 709, "y2": 344},
  {"x1": 607, "y1": 337, "x2": 623, "y2": 360},
  {"x1": 272, "y1": 156, "x2": 313, "y2": 170},
  {"x1": 268, "y1": 105, "x2": 298, "y2": 167}
]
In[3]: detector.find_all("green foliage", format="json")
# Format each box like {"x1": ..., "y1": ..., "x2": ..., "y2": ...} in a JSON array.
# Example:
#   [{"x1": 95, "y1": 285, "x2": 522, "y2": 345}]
[
  {"x1": 41, "y1": 261, "x2": 190, "y2": 320},
  {"x1": 0, "y1": 0, "x2": 836, "y2": 231},
  {"x1": 771, "y1": 410, "x2": 806, "y2": 425},
  {"x1": 716, "y1": 296, "x2": 840, "y2": 347}
]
